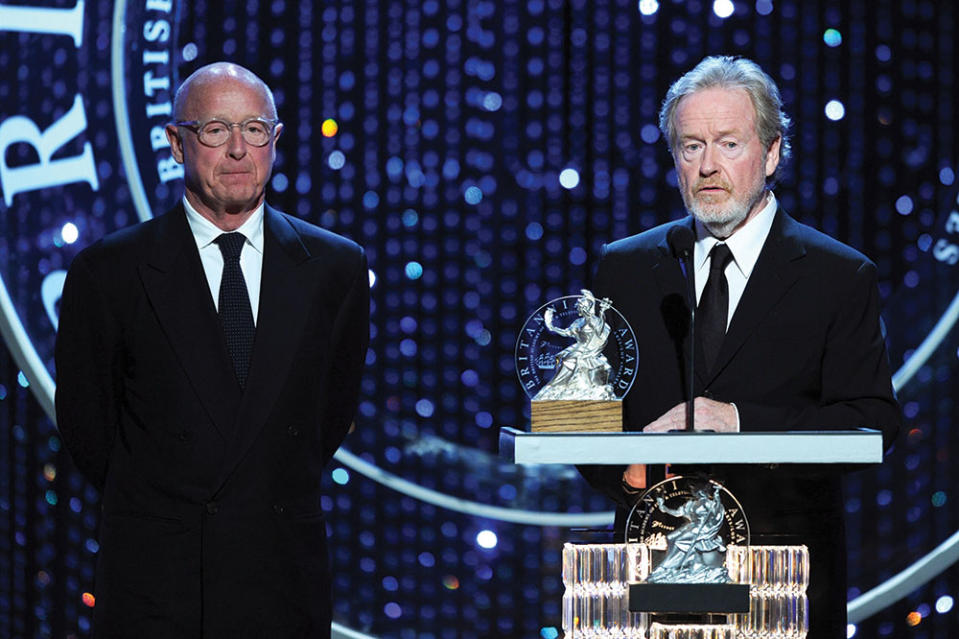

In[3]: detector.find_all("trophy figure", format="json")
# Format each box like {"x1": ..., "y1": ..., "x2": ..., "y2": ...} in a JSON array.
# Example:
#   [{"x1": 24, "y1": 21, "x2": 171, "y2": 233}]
[
  {"x1": 625, "y1": 477, "x2": 751, "y2": 623},
  {"x1": 646, "y1": 483, "x2": 731, "y2": 584},
  {"x1": 533, "y1": 291, "x2": 615, "y2": 401},
  {"x1": 516, "y1": 289, "x2": 638, "y2": 432}
]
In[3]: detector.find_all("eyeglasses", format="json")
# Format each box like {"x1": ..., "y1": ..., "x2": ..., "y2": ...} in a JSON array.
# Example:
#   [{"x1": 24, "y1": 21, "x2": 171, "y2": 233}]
[{"x1": 173, "y1": 117, "x2": 280, "y2": 148}]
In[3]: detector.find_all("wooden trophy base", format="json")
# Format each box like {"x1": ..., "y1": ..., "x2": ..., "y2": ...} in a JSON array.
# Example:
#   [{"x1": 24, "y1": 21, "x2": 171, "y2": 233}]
[{"x1": 530, "y1": 399, "x2": 622, "y2": 432}]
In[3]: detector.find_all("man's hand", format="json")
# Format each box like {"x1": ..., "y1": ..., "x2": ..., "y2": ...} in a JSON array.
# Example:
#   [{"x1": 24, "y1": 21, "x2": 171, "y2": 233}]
[
  {"x1": 622, "y1": 463, "x2": 647, "y2": 490},
  {"x1": 643, "y1": 397, "x2": 739, "y2": 433}
]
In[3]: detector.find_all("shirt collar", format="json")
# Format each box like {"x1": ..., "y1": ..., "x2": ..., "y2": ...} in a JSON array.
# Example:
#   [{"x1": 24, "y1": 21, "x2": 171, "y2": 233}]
[
  {"x1": 183, "y1": 197, "x2": 265, "y2": 255},
  {"x1": 694, "y1": 191, "x2": 778, "y2": 278}
]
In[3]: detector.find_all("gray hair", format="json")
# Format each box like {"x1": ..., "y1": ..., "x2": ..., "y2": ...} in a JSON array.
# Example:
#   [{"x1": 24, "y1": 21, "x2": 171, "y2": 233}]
[{"x1": 658, "y1": 56, "x2": 791, "y2": 184}]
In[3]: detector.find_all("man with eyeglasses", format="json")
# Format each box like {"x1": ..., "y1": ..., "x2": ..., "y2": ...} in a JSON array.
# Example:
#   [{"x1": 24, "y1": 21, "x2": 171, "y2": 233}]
[{"x1": 55, "y1": 62, "x2": 369, "y2": 638}]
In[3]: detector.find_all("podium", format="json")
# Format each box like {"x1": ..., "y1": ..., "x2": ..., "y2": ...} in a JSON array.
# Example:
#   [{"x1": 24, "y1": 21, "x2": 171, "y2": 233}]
[
  {"x1": 499, "y1": 427, "x2": 883, "y2": 638},
  {"x1": 499, "y1": 427, "x2": 883, "y2": 465}
]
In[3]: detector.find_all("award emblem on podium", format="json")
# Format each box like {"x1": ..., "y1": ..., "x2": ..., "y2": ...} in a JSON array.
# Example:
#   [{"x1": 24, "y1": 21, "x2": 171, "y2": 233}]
[
  {"x1": 515, "y1": 289, "x2": 638, "y2": 431},
  {"x1": 626, "y1": 476, "x2": 750, "y2": 584},
  {"x1": 624, "y1": 476, "x2": 751, "y2": 619}
]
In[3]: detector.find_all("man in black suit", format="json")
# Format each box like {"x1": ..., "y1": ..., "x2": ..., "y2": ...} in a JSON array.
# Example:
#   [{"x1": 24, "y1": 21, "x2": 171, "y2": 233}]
[
  {"x1": 55, "y1": 62, "x2": 369, "y2": 638},
  {"x1": 579, "y1": 56, "x2": 900, "y2": 637}
]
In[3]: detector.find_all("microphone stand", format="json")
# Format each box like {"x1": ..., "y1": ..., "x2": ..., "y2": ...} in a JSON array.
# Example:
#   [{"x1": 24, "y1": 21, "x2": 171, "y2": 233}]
[{"x1": 679, "y1": 252, "x2": 696, "y2": 433}]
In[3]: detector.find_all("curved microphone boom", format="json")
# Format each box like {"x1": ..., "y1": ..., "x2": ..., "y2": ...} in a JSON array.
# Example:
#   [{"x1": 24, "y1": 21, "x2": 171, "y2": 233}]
[{"x1": 667, "y1": 225, "x2": 696, "y2": 432}]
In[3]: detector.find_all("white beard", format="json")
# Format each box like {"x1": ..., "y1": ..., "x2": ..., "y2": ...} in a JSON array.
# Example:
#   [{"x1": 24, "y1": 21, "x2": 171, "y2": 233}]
[{"x1": 682, "y1": 170, "x2": 768, "y2": 239}]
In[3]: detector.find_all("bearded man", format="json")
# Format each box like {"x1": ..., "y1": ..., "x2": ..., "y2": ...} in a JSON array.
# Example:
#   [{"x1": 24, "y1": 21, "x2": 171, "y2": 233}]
[{"x1": 578, "y1": 56, "x2": 900, "y2": 638}]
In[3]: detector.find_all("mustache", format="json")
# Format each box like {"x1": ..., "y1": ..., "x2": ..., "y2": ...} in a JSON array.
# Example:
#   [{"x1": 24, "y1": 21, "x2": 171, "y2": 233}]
[{"x1": 694, "y1": 179, "x2": 730, "y2": 191}]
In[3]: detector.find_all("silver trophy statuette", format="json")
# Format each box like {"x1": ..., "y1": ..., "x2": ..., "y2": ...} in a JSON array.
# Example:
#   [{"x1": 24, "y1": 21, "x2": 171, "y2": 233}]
[
  {"x1": 515, "y1": 289, "x2": 638, "y2": 431},
  {"x1": 533, "y1": 290, "x2": 615, "y2": 401},
  {"x1": 647, "y1": 483, "x2": 730, "y2": 584}
]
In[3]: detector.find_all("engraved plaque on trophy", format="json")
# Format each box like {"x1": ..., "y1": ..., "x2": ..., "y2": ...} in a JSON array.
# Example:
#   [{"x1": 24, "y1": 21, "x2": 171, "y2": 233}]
[{"x1": 515, "y1": 290, "x2": 638, "y2": 432}]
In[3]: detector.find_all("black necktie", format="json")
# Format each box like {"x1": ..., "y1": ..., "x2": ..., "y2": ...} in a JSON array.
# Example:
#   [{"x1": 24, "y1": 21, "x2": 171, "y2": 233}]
[
  {"x1": 698, "y1": 243, "x2": 733, "y2": 374},
  {"x1": 214, "y1": 233, "x2": 255, "y2": 389}
]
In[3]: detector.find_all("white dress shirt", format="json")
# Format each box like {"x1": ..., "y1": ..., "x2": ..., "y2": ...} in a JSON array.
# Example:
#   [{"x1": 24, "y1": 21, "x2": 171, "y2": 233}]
[
  {"x1": 693, "y1": 192, "x2": 778, "y2": 330},
  {"x1": 183, "y1": 198, "x2": 264, "y2": 325}
]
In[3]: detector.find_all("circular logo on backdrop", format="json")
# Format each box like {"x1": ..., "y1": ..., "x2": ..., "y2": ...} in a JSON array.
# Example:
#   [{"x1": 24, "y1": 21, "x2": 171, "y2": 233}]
[{"x1": 0, "y1": 0, "x2": 181, "y2": 418}]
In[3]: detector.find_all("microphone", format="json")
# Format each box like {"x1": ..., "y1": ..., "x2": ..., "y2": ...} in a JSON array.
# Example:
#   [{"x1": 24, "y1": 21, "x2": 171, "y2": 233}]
[
  {"x1": 667, "y1": 225, "x2": 694, "y2": 261},
  {"x1": 667, "y1": 225, "x2": 696, "y2": 432}
]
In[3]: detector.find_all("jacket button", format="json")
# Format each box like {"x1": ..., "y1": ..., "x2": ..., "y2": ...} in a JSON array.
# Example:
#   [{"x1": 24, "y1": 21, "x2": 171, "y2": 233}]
[
  {"x1": 205, "y1": 502, "x2": 218, "y2": 515},
  {"x1": 273, "y1": 504, "x2": 285, "y2": 515},
  {"x1": 287, "y1": 426, "x2": 300, "y2": 438}
]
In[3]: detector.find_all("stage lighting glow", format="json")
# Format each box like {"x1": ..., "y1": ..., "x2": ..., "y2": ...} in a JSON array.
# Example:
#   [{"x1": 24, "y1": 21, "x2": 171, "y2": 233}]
[
  {"x1": 637, "y1": 0, "x2": 659, "y2": 16},
  {"x1": 383, "y1": 602, "x2": 402, "y2": 619},
  {"x1": 895, "y1": 196, "x2": 913, "y2": 215},
  {"x1": 936, "y1": 595, "x2": 954, "y2": 613},
  {"x1": 847, "y1": 623, "x2": 856, "y2": 637},
  {"x1": 755, "y1": 0, "x2": 773, "y2": 15},
  {"x1": 940, "y1": 167, "x2": 955, "y2": 185},
  {"x1": 906, "y1": 610, "x2": 921, "y2": 626},
  {"x1": 476, "y1": 530, "x2": 498, "y2": 549},
  {"x1": 559, "y1": 168, "x2": 580, "y2": 189},
  {"x1": 482, "y1": 92, "x2": 503, "y2": 111},
  {"x1": 405, "y1": 261, "x2": 423, "y2": 280},
  {"x1": 640, "y1": 124, "x2": 660, "y2": 144},
  {"x1": 464, "y1": 186, "x2": 483, "y2": 204},
  {"x1": 823, "y1": 28, "x2": 842, "y2": 47},
  {"x1": 713, "y1": 0, "x2": 735, "y2": 19},
  {"x1": 442, "y1": 575, "x2": 460, "y2": 590},
  {"x1": 81, "y1": 592, "x2": 95, "y2": 608},
  {"x1": 17, "y1": 371, "x2": 28, "y2": 388},
  {"x1": 332, "y1": 468, "x2": 350, "y2": 485},
  {"x1": 367, "y1": 269, "x2": 376, "y2": 288},
  {"x1": 328, "y1": 150, "x2": 346, "y2": 170},
  {"x1": 825, "y1": 99, "x2": 846, "y2": 121},
  {"x1": 61, "y1": 222, "x2": 79, "y2": 244},
  {"x1": 415, "y1": 399, "x2": 434, "y2": 417},
  {"x1": 321, "y1": 118, "x2": 338, "y2": 137}
]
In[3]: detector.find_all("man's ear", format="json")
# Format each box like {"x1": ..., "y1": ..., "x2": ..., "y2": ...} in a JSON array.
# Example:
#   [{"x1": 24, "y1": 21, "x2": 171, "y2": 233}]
[
  {"x1": 764, "y1": 135, "x2": 781, "y2": 178},
  {"x1": 166, "y1": 124, "x2": 185, "y2": 164}
]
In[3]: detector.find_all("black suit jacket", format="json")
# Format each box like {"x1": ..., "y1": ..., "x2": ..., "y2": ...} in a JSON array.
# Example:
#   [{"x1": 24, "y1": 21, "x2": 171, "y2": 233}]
[
  {"x1": 55, "y1": 204, "x2": 369, "y2": 639},
  {"x1": 580, "y1": 209, "x2": 900, "y2": 636}
]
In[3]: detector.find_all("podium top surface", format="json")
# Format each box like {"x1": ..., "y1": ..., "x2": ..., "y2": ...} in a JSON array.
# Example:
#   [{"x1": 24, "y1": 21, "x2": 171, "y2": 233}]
[{"x1": 499, "y1": 427, "x2": 883, "y2": 465}]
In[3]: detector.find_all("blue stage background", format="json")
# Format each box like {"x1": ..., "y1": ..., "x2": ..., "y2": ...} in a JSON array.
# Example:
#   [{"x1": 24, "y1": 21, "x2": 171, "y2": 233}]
[{"x1": 1, "y1": 0, "x2": 958, "y2": 637}]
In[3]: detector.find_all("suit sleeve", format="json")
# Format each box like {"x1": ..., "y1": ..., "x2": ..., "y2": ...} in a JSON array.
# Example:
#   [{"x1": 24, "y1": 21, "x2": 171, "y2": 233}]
[
  {"x1": 321, "y1": 247, "x2": 370, "y2": 463},
  {"x1": 54, "y1": 251, "x2": 123, "y2": 491},
  {"x1": 735, "y1": 260, "x2": 901, "y2": 452}
]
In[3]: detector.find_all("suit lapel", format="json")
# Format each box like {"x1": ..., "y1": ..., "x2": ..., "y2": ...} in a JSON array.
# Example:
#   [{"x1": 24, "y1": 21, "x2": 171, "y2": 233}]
[
  {"x1": 651, "y1": 217, "x2": 700, "y2": 392},
  {"x1": 650, "y1": 220, "x2": 693, "y2": 296},
  {"x1": 213, "y1": 206, "x2": 317, "y2": 492},
  {"x1": 138, "y1": 205, "x2": 241, "y2": 439},
  {"x1": 706, "y1": 210, "x2": 807, "y2": 383}
]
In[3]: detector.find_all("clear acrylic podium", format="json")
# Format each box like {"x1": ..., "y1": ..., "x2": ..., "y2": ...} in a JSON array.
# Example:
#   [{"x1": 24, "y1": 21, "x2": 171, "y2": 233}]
[{"x1": 499, "y1": 427, "x2": 883, "y2": 638}]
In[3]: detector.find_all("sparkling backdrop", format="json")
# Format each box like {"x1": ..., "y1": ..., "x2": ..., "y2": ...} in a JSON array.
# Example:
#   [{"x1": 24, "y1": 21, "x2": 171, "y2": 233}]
[{"x1": 2, "y1": 0, "x2": 959, "y2": 637}]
